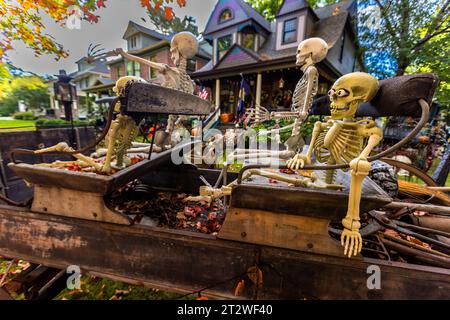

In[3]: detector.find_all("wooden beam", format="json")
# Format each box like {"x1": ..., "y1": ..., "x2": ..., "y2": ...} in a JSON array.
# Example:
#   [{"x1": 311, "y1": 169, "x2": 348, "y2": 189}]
[{"x1": 0, "y1": 205, "x2": 449, "y2": 299}]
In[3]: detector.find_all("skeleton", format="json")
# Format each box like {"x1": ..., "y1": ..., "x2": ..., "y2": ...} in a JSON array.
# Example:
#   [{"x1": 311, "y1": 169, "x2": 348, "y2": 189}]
[
  {"x1": 257, "y1": 72, "x2": 382, "y2": 258},
  {"x1": 35, "y1": 32, "x2": 199, "y2": 174},
  {"x1": 230, "y1": 38, "x2": 328, "y2": 164}
]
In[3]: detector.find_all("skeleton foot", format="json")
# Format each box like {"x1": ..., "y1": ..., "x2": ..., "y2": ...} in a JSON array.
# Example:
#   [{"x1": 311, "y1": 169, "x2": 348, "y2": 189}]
[
  {"x1": 341, "y1": 228, "x2": 362, "y2": 258},
  {"x1": 183, "y1": 195, "x2": 212, "y2": 206}
]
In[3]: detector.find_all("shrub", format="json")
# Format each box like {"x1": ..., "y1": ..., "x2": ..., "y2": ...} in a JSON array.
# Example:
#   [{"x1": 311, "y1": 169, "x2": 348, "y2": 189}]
[
  {"x1": 12, "y1": 112, "x2": 36, "y2": 120},
  {"x1": 35, "y1": 118, "x2": 92, "y2": 128}
]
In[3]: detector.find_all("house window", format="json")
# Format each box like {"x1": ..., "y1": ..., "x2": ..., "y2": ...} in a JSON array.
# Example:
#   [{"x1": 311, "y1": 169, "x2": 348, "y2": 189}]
[
  {"x1": 219, "y1": 9, "x2": 233, "y2": 23},
  {"x1": 126, "y1": 61, "x2": 140, "y2": 77},
  {"x1": 242, "y1": 33, "x2": 256, "y2": 51},
  {"x1": 339, "y1": 32, "x2": 346, "y2": 63},
  {"x1": 148, "y1": 56, "x2": 157, "y2": 79},
  {"x1": 130, "y1": 37, "x2": 137, "y2": 49},
  {"x1": 283, "y1": 18, "x2": 298, "y2": 44},
  {"x1": 217, "y1": 35, "x2": 232, "y2": 61}
]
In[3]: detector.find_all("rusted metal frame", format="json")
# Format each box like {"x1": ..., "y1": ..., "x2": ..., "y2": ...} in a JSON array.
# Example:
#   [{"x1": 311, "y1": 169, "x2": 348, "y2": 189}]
[
  {"x1": 380, "y1": 158, "x2": 438, "y2": 187},
  {"x1": 9, "y1": 97, "x2": 119, "y2": 164},
  {"x1": 380, "y1": 238, "x2": 450, "y2": 269},
  {"x1": 236, "y1": 99, "x2": 430, "y2": 184},
  {"x1": 1, "y1": 205, "x2": 450, "y2": 299}
]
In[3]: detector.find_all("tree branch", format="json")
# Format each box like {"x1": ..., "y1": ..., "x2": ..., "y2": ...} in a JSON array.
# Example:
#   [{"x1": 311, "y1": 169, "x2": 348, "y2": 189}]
[
  {"x1": 374, "y1": 0, "x2": 401, "y2": 47},
  {"x1": 413, "y1": 25, "x2": 450, "y2": 51}
]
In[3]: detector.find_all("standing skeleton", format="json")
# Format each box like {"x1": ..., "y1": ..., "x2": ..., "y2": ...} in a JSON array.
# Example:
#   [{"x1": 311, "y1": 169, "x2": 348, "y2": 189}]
[
  {"x1": 248, "y1": 72, "x2": 382, "y2": 257},
  {"x1": 35, "y1": 32, "x2": 199, "y2": 174},
  {"x1": 228, "y1": 38, "x2": 328, "y2": 163}
]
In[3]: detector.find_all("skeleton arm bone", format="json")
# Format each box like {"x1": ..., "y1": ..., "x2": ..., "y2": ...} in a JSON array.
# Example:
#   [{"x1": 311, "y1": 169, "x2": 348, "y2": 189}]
[
  {"x1": 287, "y1": 120, "x2": 326, "y2": 170},
  {"x1": 341, "y1": 125, "x2": 383, "y2": 257},
  {"x1": 116, "y1": 49, "x2": 168, "y2": 73}
]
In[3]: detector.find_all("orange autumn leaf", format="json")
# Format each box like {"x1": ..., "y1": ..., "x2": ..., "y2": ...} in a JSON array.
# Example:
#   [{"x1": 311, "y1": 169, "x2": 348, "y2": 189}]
[{"x1": 164, "y1": 6, "x2": 174, "y2": 21}]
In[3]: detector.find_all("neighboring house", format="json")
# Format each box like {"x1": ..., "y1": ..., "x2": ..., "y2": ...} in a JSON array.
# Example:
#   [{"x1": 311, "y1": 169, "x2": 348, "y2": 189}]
[
  {"x1": 48, "y1": 58, "x2": 111, "y2": 119},
  {"x1": 192, "y1": 0, "x2": 363, "y2": 119},
  {"x1": 83, "y1": 20, "x2": 211, "y2": 99}
]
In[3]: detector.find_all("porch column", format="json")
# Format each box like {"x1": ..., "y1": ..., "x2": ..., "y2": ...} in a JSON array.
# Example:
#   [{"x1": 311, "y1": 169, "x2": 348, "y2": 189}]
[
  {"x1": 215, "y1": 79, "x2": 221, "y2": 108},
  {"x1": 256, "y1": 73, "x2": 262, "y2": 106}
]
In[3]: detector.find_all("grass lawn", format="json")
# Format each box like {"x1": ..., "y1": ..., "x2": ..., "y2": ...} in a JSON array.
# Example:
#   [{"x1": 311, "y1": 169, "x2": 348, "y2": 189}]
[
  {"x1": 0, "y1": 257, "x2": 193, "y2": 300},
  {"x1": 0, "y1": 120, "x2": 36, "y2": 132}
]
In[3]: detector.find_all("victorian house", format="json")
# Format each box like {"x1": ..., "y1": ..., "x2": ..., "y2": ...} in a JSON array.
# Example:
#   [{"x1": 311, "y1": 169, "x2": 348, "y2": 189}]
[{"x1": 192, "y1": 0, "x2": 363, "y2": 121}]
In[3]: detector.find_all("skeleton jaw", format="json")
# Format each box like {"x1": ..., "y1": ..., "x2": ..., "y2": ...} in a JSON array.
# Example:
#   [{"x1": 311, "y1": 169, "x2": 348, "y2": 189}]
[{"x1": 330, "y1": 101, "x2": 358, "y2": 120}]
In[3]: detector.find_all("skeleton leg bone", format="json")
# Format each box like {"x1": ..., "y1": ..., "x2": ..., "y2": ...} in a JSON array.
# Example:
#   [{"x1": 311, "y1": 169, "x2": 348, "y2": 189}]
[{"x1": 35, "y1": 142, "x2": 102, "y2": 172}]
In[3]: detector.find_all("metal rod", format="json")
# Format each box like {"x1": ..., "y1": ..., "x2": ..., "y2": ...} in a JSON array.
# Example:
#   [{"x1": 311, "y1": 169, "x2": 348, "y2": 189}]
[
  {"x1": 384, "y1": 202, "x2": 450, "y2": 216},
  {"x1": 383, "y1": 234, "x2": 449, "y2": 258},
  {"x1": 381, "y1": 238, "x2": 450, "y2": 269},
  {"x1": 148, "y1": 123, "x2": 157, "y2": 160}
]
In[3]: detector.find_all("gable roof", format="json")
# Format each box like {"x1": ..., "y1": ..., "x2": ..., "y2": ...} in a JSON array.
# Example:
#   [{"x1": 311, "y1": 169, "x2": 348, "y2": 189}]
[
  {"x1": 194, "y1": 1, "x2": 357, "y2": 77},
  {"x1": 214, "y1": 44, "x2": 261, "y2": 70},
  {"x1": 315, "y1": 0, "x2": 356, "y2": 20},
  {"x1": 277, "y1": 0, "x2": 309, "y2": 16},
  {"x1": 123, "y1": 21, "x2": 172, "y2": 41},
  {"x1": 204, "y1": 0, "x2": 270, "y2": 36}
]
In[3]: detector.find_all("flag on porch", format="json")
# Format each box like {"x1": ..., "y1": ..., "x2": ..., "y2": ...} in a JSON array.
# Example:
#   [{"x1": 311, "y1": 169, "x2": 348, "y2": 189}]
[
  {"x1": 237, "y1": 77, "x2": 251, "y2": 117},
  {"x1": 199, "y1": 85, "x2": 209, "y2": 100}
]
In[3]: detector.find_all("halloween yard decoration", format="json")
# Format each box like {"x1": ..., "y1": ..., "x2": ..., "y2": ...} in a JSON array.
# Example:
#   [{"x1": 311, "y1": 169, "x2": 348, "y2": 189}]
[
  {"x1": 16, "y1": 32, "x2": 200, "y2": 175},
  {"x1": 240, "y1": 73, "x2": 383, "y2": 257},
  {"x1": 233, "y1": 38, "x2": 329, "y2": 162},
  {"x1": 288, "y1": 72, "x2": 382, "y2": 257},
  {"x1": 6, "y1": 32, "x2": 213, "y2": 224},
  {"x1": 3, "y1": 67, "x2": 450, "y2": 299}
]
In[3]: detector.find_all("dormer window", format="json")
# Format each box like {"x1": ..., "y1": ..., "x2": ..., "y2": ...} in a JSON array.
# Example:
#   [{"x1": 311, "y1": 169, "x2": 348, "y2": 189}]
[
  {"x1": 219, "y1": 8, "x2": 233, "y2": 23},
  {"x1": 217, "y1": 35, "x2": 232, "y2": 61},
  {"x1": 130, "y1": 36, "x2": 137, "y2": 49},
  {"x1": 282, "y1": 18, "x2": 298, "y2": 44}
]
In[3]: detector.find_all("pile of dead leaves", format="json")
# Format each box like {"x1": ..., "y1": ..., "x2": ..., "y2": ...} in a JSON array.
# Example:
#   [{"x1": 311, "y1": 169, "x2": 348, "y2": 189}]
[{"x1": 111, "y1": 191, "x2": 226, "y2": 235}]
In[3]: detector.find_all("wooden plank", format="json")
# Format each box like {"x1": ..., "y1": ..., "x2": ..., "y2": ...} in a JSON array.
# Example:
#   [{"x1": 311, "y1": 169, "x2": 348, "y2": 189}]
[
  {"x1": 0, "y1": 205, "x2": 449, "y2": 299},
  {"x1": 218, "y1": 208, "x2": 344, "y2": 256},
  {"x1": 126, "y1": 83, "x2": 214, "y2": 116},
  {"x1": 32, "y1": 186, "x2": 132, "y2": 225},
  {"x1": 8, "y1": 163, "x2": 113, "y2": 195},
  {"x1": 231, "y1": 183, "x2": 392, "y2": 220}
]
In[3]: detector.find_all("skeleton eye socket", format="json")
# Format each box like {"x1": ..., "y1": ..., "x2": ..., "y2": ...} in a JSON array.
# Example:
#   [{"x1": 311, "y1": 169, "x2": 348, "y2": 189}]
[
  {"x1": 336, "y1": 89, "x2": 349, "y2": 97},
  {"x1": 328, "y1": 89, "x2": 336, "y2": 97}
]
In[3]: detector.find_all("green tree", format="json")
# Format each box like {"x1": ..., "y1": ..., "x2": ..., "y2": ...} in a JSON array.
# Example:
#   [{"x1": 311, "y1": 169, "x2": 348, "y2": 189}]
[
  {"x1": 0, "y1": 76, "x2": 50, "y2": 116},
  {"x1": 360, "y1": 0, "x2": 450, "y2": 106},
  {"x1": 245, "y1": 0, "x2": 283, "y2": 21},
  {"x1": 145, "y1": 8, "x2": 199, "y2": 35},
  {"x1": 244, "y1": 0, "x2": 339, "y2": 21}
]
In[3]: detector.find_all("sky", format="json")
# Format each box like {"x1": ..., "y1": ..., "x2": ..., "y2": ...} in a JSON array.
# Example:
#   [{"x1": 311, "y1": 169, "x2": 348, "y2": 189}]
[{"x1": 8, "y1": 0, "x2": 217, "y2": 76}]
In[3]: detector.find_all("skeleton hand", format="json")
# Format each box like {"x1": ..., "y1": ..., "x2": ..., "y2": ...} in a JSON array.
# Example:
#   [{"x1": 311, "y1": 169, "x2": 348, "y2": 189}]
[
  {"x1": 341, "y1": 228, "x2": 362, "y2": 258},
  {"x1": 244, "y1": 106, "x2": 271, "y2": 123},
  {"x1": 286, "y1": 154, "x2": 311, "y2": 170},
  {"x1": 113, "y1": 48, "x2": 124, "y2": 55}
]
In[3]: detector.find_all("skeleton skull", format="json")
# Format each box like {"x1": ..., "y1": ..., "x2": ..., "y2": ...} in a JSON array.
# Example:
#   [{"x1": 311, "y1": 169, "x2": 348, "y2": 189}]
[
  {"x1": 296, "y1": 38, "x2": 328, "y2": 66},
  {"x1": 170, "y1": 32, "x2": 199, "y2": 66},
  {"x1": 328, "y1": 72, "x2": 379, "y2": 120},
  {"x1": 113, "y1": 76, "x2": 147, "y2": 95}
]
